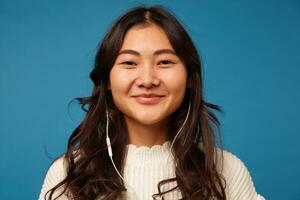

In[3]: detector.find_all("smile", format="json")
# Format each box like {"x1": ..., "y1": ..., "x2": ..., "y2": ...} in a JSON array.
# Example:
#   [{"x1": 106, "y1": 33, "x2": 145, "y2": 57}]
[{"x1": 133, "y1": 96, "x2": 164, "y2": 105}]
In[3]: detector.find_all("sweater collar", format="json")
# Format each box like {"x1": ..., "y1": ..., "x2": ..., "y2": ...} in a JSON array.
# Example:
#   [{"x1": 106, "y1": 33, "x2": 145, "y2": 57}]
[{"x1": 124, "y1": 140, "x2": 174, "y2": 166}]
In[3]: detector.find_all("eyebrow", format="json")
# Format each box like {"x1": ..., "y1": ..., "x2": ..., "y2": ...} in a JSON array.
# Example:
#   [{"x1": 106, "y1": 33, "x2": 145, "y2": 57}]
[{"x1": 118, "y1": 49, "x2": 177, "y2": 56}]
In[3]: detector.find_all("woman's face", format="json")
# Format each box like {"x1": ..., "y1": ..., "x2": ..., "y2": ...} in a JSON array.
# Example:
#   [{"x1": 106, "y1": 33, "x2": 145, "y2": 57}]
[{"x1": 109, "y1": 24, "x2": 187, "y2": 126}]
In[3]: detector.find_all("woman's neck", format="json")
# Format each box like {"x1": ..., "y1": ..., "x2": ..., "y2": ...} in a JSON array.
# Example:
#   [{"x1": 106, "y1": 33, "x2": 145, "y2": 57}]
[{"x1": 125, "y1": 117, "x2": 169, "y2": 147}]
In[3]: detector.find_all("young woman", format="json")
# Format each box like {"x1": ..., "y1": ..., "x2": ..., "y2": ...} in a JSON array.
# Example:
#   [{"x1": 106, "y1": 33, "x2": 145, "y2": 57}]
[{"x1": 39, "y1": 5, "x2": 265, "y2": 200}]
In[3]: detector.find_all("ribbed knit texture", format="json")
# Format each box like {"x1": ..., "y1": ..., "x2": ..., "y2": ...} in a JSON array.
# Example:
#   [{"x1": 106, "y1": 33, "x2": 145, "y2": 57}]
[
  {"x1": 121, "y1": 141, "x2": 181, "y2": 200},
  {"x1": 39, "y1": 141, "x2": 265, "y2": 200}
]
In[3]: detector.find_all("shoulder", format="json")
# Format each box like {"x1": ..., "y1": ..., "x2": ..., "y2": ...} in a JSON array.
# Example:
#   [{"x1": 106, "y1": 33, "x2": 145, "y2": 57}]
[
  {"x1": 43, "y1": 155, "x2": 68, "y2": 185},
  {"x1": 215, "y1": 148, "x2": 265, "y2": 200},
  {"x1": 39, "y1": 155, "x2": 68, "y2": 200}
]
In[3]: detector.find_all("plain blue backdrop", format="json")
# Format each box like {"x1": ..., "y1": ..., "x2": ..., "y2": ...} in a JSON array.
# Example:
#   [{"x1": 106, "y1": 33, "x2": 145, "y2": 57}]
[{"x1": 1, "y1": 0, "x2": 299, "y2": 199}]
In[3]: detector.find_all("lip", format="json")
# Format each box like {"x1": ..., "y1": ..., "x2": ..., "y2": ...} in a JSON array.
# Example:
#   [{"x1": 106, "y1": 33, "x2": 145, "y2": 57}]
[{"x1": 132, "y1": 93, "x2": 164, "y2": 105}]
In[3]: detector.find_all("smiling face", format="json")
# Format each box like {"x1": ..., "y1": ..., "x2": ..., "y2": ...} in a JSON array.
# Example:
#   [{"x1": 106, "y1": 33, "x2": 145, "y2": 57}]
[{"x1": 109, "y1": 23, "x2": 188, "y2": 129}]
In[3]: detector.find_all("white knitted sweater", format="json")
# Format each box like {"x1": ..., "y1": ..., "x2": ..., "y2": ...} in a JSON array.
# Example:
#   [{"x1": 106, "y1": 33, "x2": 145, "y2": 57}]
[{"x1": 39, "y1": 141, "x2": 265, "y2": 200}]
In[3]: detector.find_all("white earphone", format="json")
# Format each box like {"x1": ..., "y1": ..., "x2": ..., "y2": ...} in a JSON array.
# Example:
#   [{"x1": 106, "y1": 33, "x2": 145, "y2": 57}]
[{"x1": 105, "y1": 100, "x2": 191, "y2": 199}]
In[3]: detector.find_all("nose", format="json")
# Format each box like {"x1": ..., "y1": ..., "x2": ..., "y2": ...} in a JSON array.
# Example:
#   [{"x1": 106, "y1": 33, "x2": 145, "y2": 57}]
[{"x1": 136, "y1": 65, "x2": 160, "y2": 88}]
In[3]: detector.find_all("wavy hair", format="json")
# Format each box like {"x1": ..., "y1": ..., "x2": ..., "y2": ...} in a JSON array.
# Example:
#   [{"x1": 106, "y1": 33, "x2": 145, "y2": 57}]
[{"x1": 45, "y1": 5, "x2": 226, "y2": 200}]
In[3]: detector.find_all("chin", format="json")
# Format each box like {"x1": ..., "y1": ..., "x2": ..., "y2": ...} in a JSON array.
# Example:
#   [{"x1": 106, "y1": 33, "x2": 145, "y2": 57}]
[
  {"x1": 139, "y1": 119, "x2": 163, "y2": 126},
  {"x1": 127, "y1": 114, "x2": 164, "y2": 126}
]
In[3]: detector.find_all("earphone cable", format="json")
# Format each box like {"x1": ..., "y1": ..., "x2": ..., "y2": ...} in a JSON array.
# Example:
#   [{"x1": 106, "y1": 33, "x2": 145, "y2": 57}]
[
  {"x1": 105, "y1": 100, "x2": 191, "y2": 199},
  {"x1": 167, "y1": 100, "x2": 191, "y2": 164},
  {"x1": 105, "y1": 104, "x2": 139, "y2": 200}
]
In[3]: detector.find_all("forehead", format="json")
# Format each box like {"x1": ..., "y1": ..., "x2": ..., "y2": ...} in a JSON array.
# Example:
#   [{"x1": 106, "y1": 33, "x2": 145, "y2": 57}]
[{"x1": 119, "y1": 24, "x2": 174, "y2": 52}]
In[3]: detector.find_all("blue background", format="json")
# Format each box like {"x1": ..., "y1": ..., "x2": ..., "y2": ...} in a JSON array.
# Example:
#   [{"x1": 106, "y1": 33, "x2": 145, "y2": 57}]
[{"x1": 1, "y1": 0, "x2": 299, "y2": 199}]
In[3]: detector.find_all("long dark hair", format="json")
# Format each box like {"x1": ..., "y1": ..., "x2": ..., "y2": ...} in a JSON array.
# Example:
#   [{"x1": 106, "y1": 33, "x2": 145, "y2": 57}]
[{"x1": 45, "y1": 5, "x2": 226, "y2": 200}]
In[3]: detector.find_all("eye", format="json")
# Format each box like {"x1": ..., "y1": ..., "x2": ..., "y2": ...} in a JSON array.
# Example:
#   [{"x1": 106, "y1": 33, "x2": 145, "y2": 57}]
[
  {"x1": 158, "y1": 60, "x2": 174, "y2": 66},
  {"x1": 121, "y1": 61, "x2": 137, "y2": 66},
  {"x1": 120, "y1": 61, "x2": 137, "y2": 69}
]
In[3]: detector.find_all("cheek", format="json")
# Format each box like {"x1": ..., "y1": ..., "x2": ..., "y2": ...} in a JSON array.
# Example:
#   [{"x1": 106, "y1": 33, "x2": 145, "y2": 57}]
[
  {"x1": 109, "y1": 69, "x2": 136, "y2": 111},
  {"x1": 109, "y1": 68, "x2": 131, "y2": 94},
  {"x1": 163, "y1": 68, "x2": 187, "y2": 97}
]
